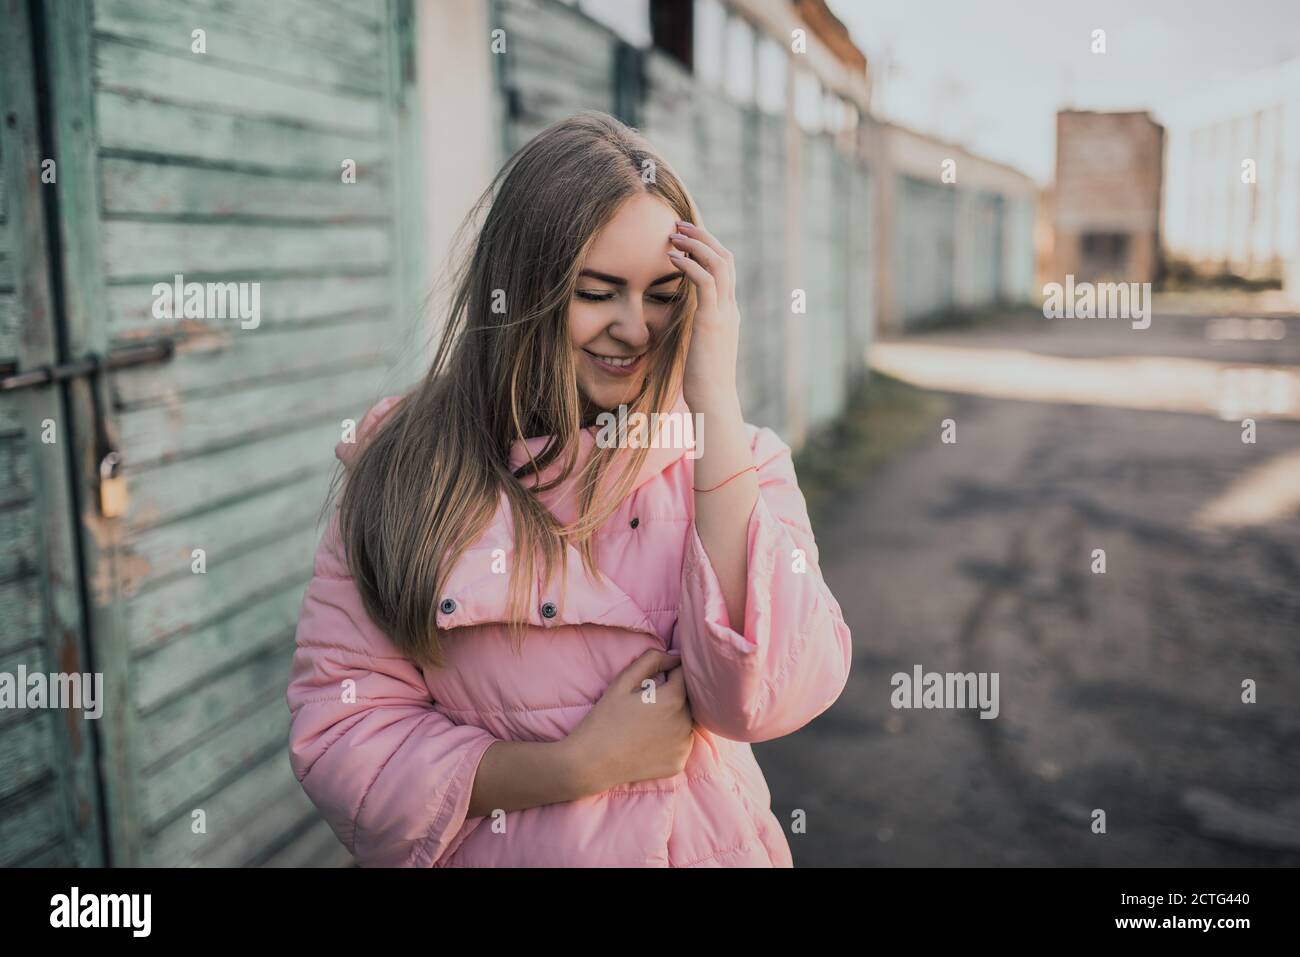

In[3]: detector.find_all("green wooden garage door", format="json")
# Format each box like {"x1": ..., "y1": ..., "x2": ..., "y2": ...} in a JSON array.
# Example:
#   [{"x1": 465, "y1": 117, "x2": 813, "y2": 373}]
[
  {"x1": 0, "y1": 0, "x2": 106, "y2": 867},
  {"x1": 2, "y1": 0, "x2": 424, "y2": 866}
]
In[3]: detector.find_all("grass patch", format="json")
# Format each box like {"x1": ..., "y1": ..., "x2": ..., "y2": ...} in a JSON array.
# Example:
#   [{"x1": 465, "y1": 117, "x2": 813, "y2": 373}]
[
  {"x1": 793, "y1": 371, "x2": 949, "y2": 517},
  {"x1": 905, "y1": 302, "x2": 1045, "y2": 333}
]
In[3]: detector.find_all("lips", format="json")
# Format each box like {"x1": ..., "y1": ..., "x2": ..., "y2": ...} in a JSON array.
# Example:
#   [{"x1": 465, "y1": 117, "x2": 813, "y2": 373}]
[{"x1": 583, "y1": 349, "x2": 646, "y2": 377}]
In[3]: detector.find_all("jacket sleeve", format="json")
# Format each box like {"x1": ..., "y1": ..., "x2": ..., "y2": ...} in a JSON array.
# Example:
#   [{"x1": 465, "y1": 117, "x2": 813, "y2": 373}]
[
  {"x1": 286, "y1": 512, "x2": 499, "y2": 867},
  {"x1": 674, "y1": 425, "x2": 853, "y2": 744}
]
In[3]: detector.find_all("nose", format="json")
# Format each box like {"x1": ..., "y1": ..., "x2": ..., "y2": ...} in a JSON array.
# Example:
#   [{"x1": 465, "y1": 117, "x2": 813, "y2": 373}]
[{"x1": 607, "y1": 297, "x2": 652, "y2": 351}]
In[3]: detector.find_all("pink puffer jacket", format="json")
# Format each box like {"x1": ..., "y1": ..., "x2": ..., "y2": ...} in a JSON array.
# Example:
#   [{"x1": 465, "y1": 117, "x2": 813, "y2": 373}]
[{"x1": 286, "y1": 392, "x2": 853, "y2": 867}]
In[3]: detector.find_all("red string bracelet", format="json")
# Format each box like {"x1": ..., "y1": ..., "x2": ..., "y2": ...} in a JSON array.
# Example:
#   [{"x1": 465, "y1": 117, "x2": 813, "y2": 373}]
[{"x1": 693, "y1": 465, "x2": 757, "y2": 493}]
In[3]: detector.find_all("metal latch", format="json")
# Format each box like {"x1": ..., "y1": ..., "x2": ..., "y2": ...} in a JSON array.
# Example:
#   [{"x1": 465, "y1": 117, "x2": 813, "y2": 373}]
[{"x1": 0, "y1": 341, "x2": 175, "y2": 518}]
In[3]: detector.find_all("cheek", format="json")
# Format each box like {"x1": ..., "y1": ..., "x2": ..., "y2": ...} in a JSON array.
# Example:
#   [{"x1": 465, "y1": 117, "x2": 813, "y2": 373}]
[
  {"x1": 567, "y1": 300, "x2": 605, "y2": 348},
  {"x1": 647, "y1": 305, "x2": 674, "y2": 337}
]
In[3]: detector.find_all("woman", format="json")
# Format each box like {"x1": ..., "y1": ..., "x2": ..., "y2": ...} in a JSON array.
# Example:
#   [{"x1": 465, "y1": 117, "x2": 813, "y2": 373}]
[{"x1": 286, "y1": 111, "x2": 853, "y2": 867}]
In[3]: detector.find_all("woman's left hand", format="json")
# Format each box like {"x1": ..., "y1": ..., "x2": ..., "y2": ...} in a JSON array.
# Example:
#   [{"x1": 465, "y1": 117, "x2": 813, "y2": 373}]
[{"x1": 668, "y1": 221, "x2": 740, "y2": 411}]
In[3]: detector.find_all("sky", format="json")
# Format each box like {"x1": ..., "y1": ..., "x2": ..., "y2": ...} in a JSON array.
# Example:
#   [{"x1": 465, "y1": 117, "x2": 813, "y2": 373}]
[{"x1": 827, "y1": 0, "x2": 1300, "y2": 184}]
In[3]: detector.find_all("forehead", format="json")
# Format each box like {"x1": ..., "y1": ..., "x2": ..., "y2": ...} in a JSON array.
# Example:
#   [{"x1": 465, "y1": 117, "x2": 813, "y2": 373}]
[{"x1": 584, "y1": 193, "x2": 678, "y2": 274}]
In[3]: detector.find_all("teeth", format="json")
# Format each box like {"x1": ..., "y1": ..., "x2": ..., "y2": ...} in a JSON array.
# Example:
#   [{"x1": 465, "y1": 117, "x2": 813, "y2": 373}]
[{"x1": 590, "y1": 352, "x2": 639, "y2": 367}]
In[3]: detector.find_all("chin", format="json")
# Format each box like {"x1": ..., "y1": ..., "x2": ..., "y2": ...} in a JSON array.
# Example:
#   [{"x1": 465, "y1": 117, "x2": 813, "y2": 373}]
[{"x1": 580, "y1": 380, "x2": 644, "y2": 413}]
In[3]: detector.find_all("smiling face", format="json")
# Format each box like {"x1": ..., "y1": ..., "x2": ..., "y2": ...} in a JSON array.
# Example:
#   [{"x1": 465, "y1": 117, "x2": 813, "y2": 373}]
[{"x1": 568, "y1": 192, "x2": 684, "y2": 413}]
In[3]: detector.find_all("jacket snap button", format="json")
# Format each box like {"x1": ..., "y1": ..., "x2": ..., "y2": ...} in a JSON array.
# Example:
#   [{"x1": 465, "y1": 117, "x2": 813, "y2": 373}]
[
  {"x1": 439, "y1": 598, "x2": 457, "y2": 615},
  {"x1": 630, "y1": 517, "x2": 639, "y2": 529},
  {"x1": 541, "y1": 601, "x2": 558, "y2": 619}
]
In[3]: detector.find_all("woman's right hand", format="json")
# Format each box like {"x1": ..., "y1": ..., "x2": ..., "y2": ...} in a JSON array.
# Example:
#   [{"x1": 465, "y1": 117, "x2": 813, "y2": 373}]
[{"x1": 562, "y1": 649, "x2": 696, "y2": 796}]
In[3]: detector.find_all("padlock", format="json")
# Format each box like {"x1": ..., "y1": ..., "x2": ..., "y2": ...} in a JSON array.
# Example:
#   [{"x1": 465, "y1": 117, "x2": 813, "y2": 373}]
[{"x1": 99, "y1": 451, "x2": 128, "y2": 519}]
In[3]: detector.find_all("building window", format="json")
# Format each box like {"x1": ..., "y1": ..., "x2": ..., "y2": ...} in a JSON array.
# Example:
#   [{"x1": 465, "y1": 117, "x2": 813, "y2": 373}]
[
  {"x1": 823, "y1": 91, "x2": 844, "y2": 132},
  {"x1": 577, "y1": 0, "x2": 650, "y2": 46},
  {"x1": 694, "y1": 0, "x2": 726, "y2": 88},
  {"x1": 650, "y1": 0, "x2": 693, "y2": 68},
  {"x1": 723, "y1": 15, "x2": 755, "y2": 105},
  {"x1": 794, "y1": 68, "x2": 822, "y2": 133},
  {"x1": 1080, "y1": 232, "x2": 1131, "y2": 281},
  {"x1": 756, "y1": 35, "x2": 786, "y2": 116}
]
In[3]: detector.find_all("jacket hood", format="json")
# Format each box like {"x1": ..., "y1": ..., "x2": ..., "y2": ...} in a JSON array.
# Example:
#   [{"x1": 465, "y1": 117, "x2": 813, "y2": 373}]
[{"x1": 334, "y1": 390, "x2": 698, "y2": 633}]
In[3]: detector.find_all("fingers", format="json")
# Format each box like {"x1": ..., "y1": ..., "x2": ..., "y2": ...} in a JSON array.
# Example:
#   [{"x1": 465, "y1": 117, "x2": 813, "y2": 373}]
[
  {"x1": 667, "y1": 247, "x2": 718, "y2": 311},
  {"x1": 674, "y1": 221, "x2": 735, "y2": 299},
  {"x1": 662, "y1": 663, "x2": 686, "y2": 691},
  {"x1": 676, "y1": 221, "x2": 732, "y2": 268},
  {"x1": 661, "y1": 665, "x2": 690, "y2": 711},
  {"x1": 614, "y1": 648, "x2": 681, "y2": 693}
]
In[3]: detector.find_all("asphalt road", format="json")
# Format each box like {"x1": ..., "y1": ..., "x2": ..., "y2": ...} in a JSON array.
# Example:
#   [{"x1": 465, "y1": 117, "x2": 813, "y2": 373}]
[{"x1": 758, "y1": 306, "x2": 1300, "y2": 866}]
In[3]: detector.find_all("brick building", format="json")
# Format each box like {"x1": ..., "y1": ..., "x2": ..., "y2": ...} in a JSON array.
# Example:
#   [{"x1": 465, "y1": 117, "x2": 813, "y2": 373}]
[{"x1": 1052, "y1": 110, "x2": 1164, "y2": 284}]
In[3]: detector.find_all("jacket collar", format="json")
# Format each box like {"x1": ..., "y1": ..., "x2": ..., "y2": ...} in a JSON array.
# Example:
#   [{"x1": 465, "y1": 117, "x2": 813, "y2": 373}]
[
  {"x1": 436, "y1": 391, "x2": 695, "y2": 636},
  {"x1": 506, "y1": 391, "x2": 693, "y2": 525}
]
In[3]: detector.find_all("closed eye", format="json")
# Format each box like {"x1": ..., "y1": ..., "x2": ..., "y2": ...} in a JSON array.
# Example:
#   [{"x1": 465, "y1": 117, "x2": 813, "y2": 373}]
[{"x1": 576, "y1": 290, "x2": 680, "y2": 304}]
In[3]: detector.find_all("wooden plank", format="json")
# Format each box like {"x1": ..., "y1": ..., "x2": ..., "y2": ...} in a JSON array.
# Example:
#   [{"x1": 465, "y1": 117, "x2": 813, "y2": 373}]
[
  {"x1": 508, "y1": 75, "x2": 612, "y2": 125},
  {"x1": 14, "y1": 841, "x2": 75, "y2": 866},
  {"x1": 112, "y1": 318, "x2": 394, "y2": 405},
  {"x1": 101, "y1": 220, "x2": 391, "y2": 281},
  {"x1": 262, "y1": 817, "x2": 354, "y2": 868},
  {"x1": 134, "y1": 582, "x2": 304, "y2": 713},
  {"x1": 145, "y1": 0, "x2": 386, "y2": 65},
  {"x1": 0, "y1": 575, "x2": 43, "y2": 655},
  {"x1": 0, "y1": 711, "x2": 58, "y2": 801},
  {"x1": 142, "y1": 748, "x2": 320, "y2": 867},
  {"x1": 509, "y1": 35, "x2": 612, "y2": 90},
  {"x1": 0, "y1": 501, "x2": 39, "y2": 581},
  {"x1": 94, "y1": 38, "x2": 384, "y2": 136},
  {"x1": 500, "y1": 0, "x2": 618, "y2": 65},
  {"x1": 96, "y1": 92, "x2": 388, "y2": 176},
  {"x1": 139, "y1": 691, "x2": 289, "y2": 831},
  {"x1": 126, "y1": 524, "x2": 319, "y2": 650},
  {"x1": 99, "y1": 156, "x2": 390, "y2": 222},
  {"x1": 122, "y1": 470, "x2": 328, "y2": 593},
  {"x1": 0, "y1": 782, "x2": 64, "y2": 866},
  {"x1": 0, "y1": 644, "x2": 49, "y2": 729},
  {"x1": 137, "y1": 644, "x2": 292, "y2": 768},
  {"x1": 106, "y1": 274, "x2": 393, "y2": 341},
  {"x1": 93, "y1": 0, "x2": 385, "y2": 94},
  {"x1": 3, "y1": 0, "x2": 106, "y2": 868},
  {"x1": 116, "y1": 361, "x2": 389, "y2": 465},
  {"x1": 122, "y1": 415, "x2": 346, "y2": 529},
  {"x1": 0, "y1": 432, "x2": 35, "y2": 509},
  {"x1": 315, "y1": 0, "x2": 386, "y2": 29},
  {"x1": 43, "y1": 0, "x2": 138, "y2": 866},
  {"x1": 0, "y1": 292, "x2": 18, "y2": 362}
]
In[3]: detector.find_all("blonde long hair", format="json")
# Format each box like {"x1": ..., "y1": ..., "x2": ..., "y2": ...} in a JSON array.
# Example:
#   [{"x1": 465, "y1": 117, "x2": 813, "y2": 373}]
[{"x1": 338, "y1": 111, "x2": 700, "y2": 667}]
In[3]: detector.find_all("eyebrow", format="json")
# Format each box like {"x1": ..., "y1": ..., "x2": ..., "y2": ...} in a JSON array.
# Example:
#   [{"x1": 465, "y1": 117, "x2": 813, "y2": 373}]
[{"x1": 578, "y1": 269, "x2": 683, "y2": 287}]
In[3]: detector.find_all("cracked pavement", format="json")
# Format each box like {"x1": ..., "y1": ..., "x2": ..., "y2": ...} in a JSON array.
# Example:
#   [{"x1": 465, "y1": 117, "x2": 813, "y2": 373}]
[{"x1": 758, "y1": 307, "x2": 1300, "y2": 866}]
